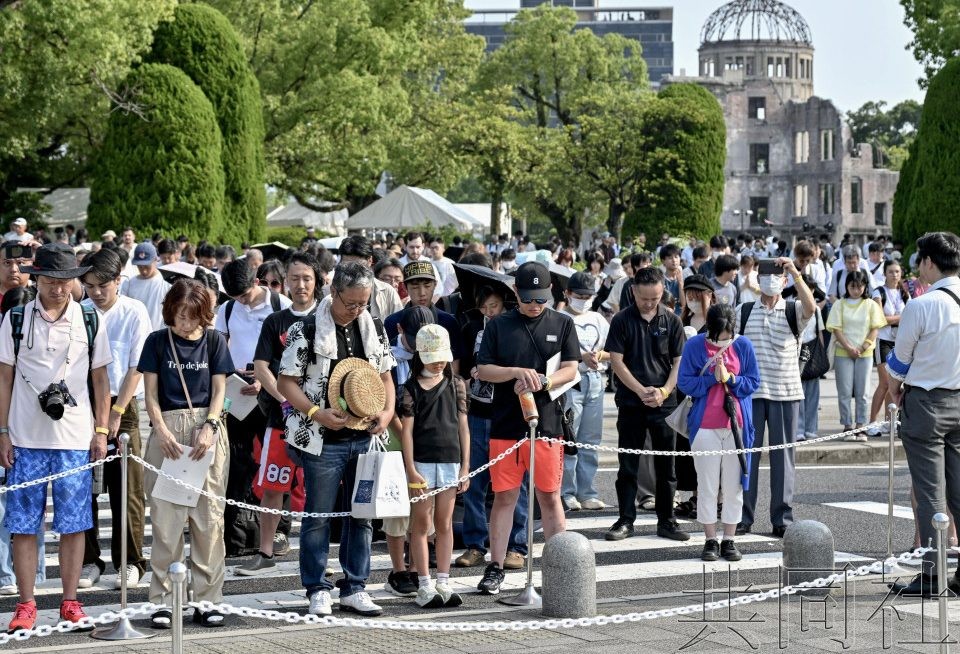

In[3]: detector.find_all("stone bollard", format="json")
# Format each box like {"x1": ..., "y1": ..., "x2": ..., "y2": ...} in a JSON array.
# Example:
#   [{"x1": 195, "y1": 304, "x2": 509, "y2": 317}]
[
  {"x1": 542, "y1": 531, "x2": 596, "y2": 618},
  {"x1": 782, "y1": 520, "x2": 834, "y2": 597}
]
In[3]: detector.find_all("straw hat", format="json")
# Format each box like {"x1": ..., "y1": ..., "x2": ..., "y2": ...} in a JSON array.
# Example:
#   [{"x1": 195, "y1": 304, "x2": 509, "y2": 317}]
[{"x1": 327, "y1": 357, "x2": 386, "y2": 430}]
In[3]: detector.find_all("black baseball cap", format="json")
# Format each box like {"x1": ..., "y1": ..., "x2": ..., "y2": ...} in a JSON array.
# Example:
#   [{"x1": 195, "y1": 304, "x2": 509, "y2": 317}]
[
  {"x1": 568, "y1": 271, "x2": 597, "y2": 296},
  {"x1": 514, "y1": 262, "x2": 551, "y2": 303},
  {"x1": 399, "y1": 305, "x2": 437, "y2": 340},
  {"x1": 683, "y1": 274, "x2": 714, "y2": 293}
]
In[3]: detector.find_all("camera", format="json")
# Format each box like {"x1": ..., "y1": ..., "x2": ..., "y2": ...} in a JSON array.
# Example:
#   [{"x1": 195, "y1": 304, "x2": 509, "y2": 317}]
[
  {"x1": 757, "y1": 258, "x2": 784, "y2": 276},
  {"x1": 37, "y1": 381, "x2": 77, "y2": 420}
]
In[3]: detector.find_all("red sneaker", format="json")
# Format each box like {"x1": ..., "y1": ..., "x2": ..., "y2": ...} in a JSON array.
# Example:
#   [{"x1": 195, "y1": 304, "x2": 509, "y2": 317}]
[
  {"x1": 59, "y1": 599, "x2": 93, "y2": 632},
  {"x1": 8, "y1": 600, "x2": 37, "y2": 633}
]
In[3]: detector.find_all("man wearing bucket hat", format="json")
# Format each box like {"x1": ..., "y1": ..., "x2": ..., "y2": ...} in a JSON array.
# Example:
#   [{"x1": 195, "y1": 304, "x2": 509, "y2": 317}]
[
  {"x1": 277, "y1": 262, "x2": 396, "y2": 618},
  {"x1": 0, "y1": 243, "x2": 113, "y2": 632},
  {"x1": 475, "y1": 261, "x2": 579, "y2": 595}
]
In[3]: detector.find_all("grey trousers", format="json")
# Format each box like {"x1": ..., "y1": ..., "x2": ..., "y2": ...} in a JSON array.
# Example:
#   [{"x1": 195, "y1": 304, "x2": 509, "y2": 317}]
[
  {"x1": 900, "y1": 386, "x2": 960, "y2": 566},
  {"x1": 741, "y1": 398, "x2": 798, "y2": 529}
]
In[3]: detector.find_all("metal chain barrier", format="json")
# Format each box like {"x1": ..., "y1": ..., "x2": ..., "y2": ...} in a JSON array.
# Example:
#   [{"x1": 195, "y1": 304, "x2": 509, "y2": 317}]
[
  {"x1": 0, "y1": 602, "x2": 163, "y2": 645},
  {"x1": 542, "y1": 421, "x2": 890, "y2": 457},
  {"x1": 128, "y1": 438, "x2": 529, "y2": 520},
  {"x1": 0, "y1": 454, "x2": 118, "y2": 496},
  {"x1": 187, "y1": 547, "x2": 930, "y2": 632}
]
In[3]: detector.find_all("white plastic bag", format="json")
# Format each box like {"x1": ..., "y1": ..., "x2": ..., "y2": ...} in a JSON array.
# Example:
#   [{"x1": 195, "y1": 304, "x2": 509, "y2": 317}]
[{"x1": 351, "y1": 437, "x2": 410, "y2": 519}]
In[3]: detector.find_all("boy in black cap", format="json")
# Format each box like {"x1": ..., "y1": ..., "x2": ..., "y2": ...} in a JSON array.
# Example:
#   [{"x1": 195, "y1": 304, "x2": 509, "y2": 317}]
[{"x1": 474, "y1": 262, "x2": 579, "y2": 595}]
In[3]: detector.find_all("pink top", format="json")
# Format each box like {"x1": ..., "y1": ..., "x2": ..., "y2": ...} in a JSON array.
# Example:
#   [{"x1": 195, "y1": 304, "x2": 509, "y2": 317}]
[{"x1": 700, "y1": 340, "x2": 743, "y2": 429}]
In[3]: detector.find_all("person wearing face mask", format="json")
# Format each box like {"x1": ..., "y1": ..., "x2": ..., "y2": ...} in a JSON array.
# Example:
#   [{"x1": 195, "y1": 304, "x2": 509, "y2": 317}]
[
  {"x1": 735, "y1": 257, "x2": 816, "y2": 538},
  {"x1": 678, "y1": 304, "x2": 760, "y2": 562},
  {"x1": 560, "y1": 272, "x2": 610, "y2": 512},
  {"x1": 499, "y1": 248, "x2": 518, "y2": 273}
]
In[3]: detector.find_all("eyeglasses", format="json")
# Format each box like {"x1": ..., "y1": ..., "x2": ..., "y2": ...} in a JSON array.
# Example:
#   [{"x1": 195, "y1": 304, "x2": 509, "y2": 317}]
[
  {"x1": 334, "y1": 292, "x2": 369, "y2": 312},
  {"x1": 260, "y1": 280, "x2": 282, "y2": 290},
  {"x1": 520, "y1": 297, "x2": 549, "y2": 305}
]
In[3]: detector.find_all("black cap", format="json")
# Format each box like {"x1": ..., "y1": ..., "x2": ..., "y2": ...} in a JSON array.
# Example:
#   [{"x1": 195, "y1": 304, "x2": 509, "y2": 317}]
[
  {"x1": 568, "y1": 271, "x2": 597, "y2": 296},
  {"x1": 399, "y1": 305, "x2": 437, "y2": 340},
  {"x1": 514, "y1": 262, "x2": 551, "y2": 302},
  {"x1": 683, "y1": 274, "x2": 714, "y2": 293}
]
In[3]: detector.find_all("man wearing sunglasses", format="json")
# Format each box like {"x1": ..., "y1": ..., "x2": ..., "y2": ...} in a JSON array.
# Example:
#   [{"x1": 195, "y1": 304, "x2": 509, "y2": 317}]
[{"x1": 475, "y1": 262, "x2": 579, "y2": 595}]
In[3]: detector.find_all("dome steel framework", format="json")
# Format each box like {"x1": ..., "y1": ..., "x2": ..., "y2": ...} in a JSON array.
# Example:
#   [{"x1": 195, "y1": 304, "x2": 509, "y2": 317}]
[{"x1": 700, "y1": 0, "x2": 812, "y2": 45}]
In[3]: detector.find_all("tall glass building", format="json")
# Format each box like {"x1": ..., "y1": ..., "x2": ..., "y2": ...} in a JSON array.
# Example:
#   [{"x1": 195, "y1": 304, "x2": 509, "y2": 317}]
[{"x1": 465, "y1": 1, "x2": 674, "y2": 85}]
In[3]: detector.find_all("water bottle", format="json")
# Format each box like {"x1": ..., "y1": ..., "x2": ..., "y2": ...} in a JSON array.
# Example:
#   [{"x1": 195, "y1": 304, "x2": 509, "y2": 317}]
[{"x1": 519, "y1": 391, "x2": 539, "y2": 423}]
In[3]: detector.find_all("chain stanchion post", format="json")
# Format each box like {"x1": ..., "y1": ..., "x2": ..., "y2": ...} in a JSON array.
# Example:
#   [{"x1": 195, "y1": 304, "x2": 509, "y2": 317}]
[
  {"x1": 91, "y1": 432, "x2": 154, "y2": 641},
  {"x1": 933, "y1": 514, "x2": 952, "y2": 654},
  {"x1": 500, "y1": 419, "x2": 541, "y2": 608},
  {"x1": 882, "y1": 408, "x2": 912, "y2": 577},
  {"x1": 169, "y1": 561, "x2": 187, "y2": 654}
]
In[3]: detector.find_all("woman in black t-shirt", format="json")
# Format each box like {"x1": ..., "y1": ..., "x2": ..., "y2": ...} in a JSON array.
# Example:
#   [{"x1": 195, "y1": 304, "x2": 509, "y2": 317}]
[{"x1": 138, "y1": 279, "x2": 235, "y2": 629}]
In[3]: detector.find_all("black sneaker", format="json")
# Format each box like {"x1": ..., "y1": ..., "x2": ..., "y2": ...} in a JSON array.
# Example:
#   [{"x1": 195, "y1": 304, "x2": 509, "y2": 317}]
[
  {"x1": 477, "y1": 563, "x2": 505, "y2": 595},
  {"x1": 735, "y1": 523, "x2": 751, "y2": 536},
  {"x1": 385, "y1": 570, "x2": 417, "y2": 597},
  {"x1": 701, "y1": 539, "x2": 720, "y2": 561},
  {"x1": 605, "y1": 520, "x2": 634, "y2": 541},
  {"x1": 657, "y1": 521, "x2": 690, "y2": 541},
  {"x1": 720, "y1": 540, "x2": 742, "y2": 561},
  {"x1": 674, "y1": 499, "x2": 697, "y2": 519}
]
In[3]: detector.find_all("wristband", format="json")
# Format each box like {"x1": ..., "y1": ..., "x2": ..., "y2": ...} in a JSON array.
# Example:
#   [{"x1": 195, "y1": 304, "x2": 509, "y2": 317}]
[
  {"x1": 95, "y1": 426, "x2": 109, "y2": 435},
  {"x1": 204, "y1": 418, "x2": 220, "y2": 432},
  {"x1": 544, "y1": 376, "x2": 553, "y2": 391},
  {"x1": 306, "y1": 405, "x2": 320, "y2": 419},
  {"x1": 0, "y1": 427, "x2": 8, "y2": 435},
  {"x1": 408, "y1": 482, "x2": 427, "y2": 489},
  {"x1": 659, "y1": 387, "x2": 670, "y2": 398},
  {"x1": 111, "y1": 404, "x2": 125, "y2": 415}
]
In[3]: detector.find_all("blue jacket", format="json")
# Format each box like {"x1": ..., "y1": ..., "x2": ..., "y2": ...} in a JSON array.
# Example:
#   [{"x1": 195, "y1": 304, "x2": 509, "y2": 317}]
[{"x1": 676, "y1": 334, "x2": 761, "y2": 491}]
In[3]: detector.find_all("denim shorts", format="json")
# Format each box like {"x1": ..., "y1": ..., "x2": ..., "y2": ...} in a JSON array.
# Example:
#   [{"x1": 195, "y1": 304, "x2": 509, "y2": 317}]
[
  {"x1": 5, "y1": 447, "x2": 92, "y2": 535},
  {"x1": 414, "y1": 462, "x2": 461, "y2": 490}
]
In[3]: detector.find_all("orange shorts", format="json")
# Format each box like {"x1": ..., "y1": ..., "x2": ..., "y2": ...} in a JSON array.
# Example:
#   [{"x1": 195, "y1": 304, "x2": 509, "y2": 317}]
[
  {"x1": 489, "y1": 438, "x2": 563, "y2": 493},
  {"x1": 254, "y1": 428, "x2": 300, "y2": 493}
]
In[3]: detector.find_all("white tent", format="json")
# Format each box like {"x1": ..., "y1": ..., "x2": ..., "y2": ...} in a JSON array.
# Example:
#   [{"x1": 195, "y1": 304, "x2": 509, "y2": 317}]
[{"x1": 346, "y1": 185, "x2": 484, "y2": 231}]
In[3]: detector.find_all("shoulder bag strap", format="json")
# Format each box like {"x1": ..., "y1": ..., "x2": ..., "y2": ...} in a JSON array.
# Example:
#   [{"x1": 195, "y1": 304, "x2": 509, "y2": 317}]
[
  {"x1": 939, "y1": 287, "x2": 960, "y2": 311},
  {"x1": 699, "y1": 338, "x2": 734, "y2": 376},
  {"x1": 167, "y1": 328, "x2": 195, "y2": 415}
]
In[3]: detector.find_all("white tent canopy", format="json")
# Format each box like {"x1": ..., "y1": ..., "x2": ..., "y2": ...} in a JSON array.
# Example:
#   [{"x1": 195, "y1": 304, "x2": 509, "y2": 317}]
[{"x1": 346, "y1": 185, "x2": 484, "y2": 231}]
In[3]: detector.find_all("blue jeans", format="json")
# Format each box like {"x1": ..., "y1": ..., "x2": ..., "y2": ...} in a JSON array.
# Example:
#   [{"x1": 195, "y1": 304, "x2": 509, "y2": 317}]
[
  {"x1": 461, "y1": 414, "x2": 528, "y2": 555},
  {"x1": 562, "y1": 371, "x2": 603, "y2": 501},
  {"x1": 0, "y1": 491, "x2": 45, "y2": 587},
  {"x1": 299, "y1": 436, "x2": 372, "y2": 598},
  {"x1": 798, "y1": 377, "x2": 820, "y2": 436}
]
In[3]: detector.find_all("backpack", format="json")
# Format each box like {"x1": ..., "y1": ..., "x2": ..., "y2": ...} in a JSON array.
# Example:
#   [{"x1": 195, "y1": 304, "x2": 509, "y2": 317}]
[
  {"x1": 739, "y1": 300, "x2": 800, "y2": 342},
  {"x1": 10, "y1": 304, "x2": 99, "y2": 366},
  {"x1": 223, "y1": 291, "x2": 282, "y2": 342}
]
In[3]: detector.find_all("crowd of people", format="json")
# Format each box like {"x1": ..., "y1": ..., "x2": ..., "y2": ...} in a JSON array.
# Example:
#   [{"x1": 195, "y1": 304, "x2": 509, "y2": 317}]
[{"x1": 0, "y1": 216, "x2": 958, "y2": 633}]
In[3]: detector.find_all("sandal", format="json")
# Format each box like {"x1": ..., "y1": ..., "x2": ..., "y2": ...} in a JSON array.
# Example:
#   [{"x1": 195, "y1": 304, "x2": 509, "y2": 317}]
[
  {"x1": 150, "y1": 609, "x2": 172, "y2": 629},
  {"x1": 193, "y1": 608, "x2": 225, "y2": 627}
]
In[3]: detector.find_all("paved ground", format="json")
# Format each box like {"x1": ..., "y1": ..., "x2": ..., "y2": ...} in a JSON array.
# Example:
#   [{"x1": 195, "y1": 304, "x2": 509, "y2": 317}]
[{"x1": 5, "y1": 372, "x2": 938, "y2": 654}]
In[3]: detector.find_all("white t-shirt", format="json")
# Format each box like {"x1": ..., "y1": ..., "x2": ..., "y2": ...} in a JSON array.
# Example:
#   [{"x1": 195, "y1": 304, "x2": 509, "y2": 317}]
[
  {"x1": 2, "y1": 231, "x2": 33, "y2": 244},
  {"x1": 0, "y1": 300, "x2": 112, "y2": 449},
  {"x1": 568, "y1": 309, "x2": 609, "y2": 374},
  {"x1": 214, "y1": 288, "x2": 292, "y2": 369},
  {"x1": 124, "y1": 273, "x2": 171, "y2": 331},
  {"x1": 872, "y1": 285, "x2": 906, "y2": 342},
  {"x1": 82, "y1": 295, "x2": 152, "y2": 397}
]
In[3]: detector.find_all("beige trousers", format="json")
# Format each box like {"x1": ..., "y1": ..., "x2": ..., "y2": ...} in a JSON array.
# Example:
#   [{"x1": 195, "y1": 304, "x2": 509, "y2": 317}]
[{"x1": 143, "y1": 407, "x2": 229, "y2": 606}]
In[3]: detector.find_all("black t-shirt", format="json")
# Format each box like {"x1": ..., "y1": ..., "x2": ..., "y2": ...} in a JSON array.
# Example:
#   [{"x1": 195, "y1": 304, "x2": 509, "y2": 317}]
[
  {"x1": 138, "y1": 328, "x2": 235, "y2": 412},
  {"x1": 476, "y1": 308, "x2": 579, "y2": 440},
  {"x1": 253, "y1": 307, "x2": 316, "y2": 429},
  {"x1": 606, "y1": 304, "x2": 685, "y2": 408}
]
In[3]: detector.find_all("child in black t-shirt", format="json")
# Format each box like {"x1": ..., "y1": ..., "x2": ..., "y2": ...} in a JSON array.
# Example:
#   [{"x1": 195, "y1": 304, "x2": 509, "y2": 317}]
[{"x1": 399, "y1": 324, "x2": 469, "y2": 609}]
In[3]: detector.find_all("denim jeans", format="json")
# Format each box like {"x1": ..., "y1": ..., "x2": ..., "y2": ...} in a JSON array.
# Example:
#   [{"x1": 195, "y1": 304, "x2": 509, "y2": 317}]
[
  {"x1": 299, "y1": 436, "x2": 372, "y2": 598},
  {"x1": 461, "y1": 414, "x2": 528, "y2": 555},
  {"x1": 834, "y1": 355, "x2": 872, "y2": 426},
  {"x1": 798, "y1": 377, "x2": 821, "y2": 436},
  {"x1": 0, "y1": 490, "x2": 45, "y2": 587},
  {"x1": 562, "y1": 371, "x2": 603, "y2": 501}
]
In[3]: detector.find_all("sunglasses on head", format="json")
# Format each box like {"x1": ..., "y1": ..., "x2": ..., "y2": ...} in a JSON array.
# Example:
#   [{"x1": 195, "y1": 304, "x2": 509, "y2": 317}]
[{"x1": 520, "y1": 297, "x2": 549, "y2": 305}]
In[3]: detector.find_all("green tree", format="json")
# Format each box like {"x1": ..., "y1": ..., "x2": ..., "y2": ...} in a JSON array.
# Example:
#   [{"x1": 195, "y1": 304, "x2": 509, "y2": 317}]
[
  {"x1": 892, "y1": 137, "x2": 920, "y2": 246},
  {"x1": 147, "y1": 4, "x2": 266, "y2": 244},
  {"x1": 87, "y1": 64, "x2": 225, "y2": 243},
  {"x1": 846, "y1": 99, "x2": 922, "y2": 169},
  {"x1": 624, "y1": 84, "x2": 727, "y2": 240},
  {"x1": 901, "y1": 0, "x2": 960, "y2": 85},
  {"x1": 893, "y1": 58, "x2": 960, "y2": 247},
  {"x1": 0, "y1": 0, "x2": 176, "y2": 206}
]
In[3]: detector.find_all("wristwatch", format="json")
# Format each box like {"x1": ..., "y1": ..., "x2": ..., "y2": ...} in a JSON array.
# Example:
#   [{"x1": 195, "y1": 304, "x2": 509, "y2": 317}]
[{"x1": 538, "y1": 374, "x2": 551, "y2": 391}]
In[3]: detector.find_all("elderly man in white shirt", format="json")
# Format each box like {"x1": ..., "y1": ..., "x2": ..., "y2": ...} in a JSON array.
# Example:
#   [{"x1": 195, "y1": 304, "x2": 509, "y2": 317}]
[
  {"x1": 2, "y1": 218, "x2": 34, "y2": 244},
  {"x1": 886, "y1": 231, "x2": 960, "y2": 597}
]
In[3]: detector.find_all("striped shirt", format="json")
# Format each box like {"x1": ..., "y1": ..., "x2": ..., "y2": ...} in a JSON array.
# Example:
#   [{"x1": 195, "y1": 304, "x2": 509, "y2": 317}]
[{"x1": 737, "y1": 298, "x2": 811, "y2": 401}]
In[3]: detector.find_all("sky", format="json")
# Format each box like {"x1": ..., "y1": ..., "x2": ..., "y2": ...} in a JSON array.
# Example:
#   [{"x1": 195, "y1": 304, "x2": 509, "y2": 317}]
[{"x1": 464, "y1": 0, "x2": 927, "y2": 112}]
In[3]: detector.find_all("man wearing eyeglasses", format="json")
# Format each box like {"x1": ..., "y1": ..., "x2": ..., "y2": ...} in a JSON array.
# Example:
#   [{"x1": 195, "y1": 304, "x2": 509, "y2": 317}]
[
  {"x1": 337, "y1": 235, "x2": 402, "y2": 320},
  {"x1": 0, "y1": 241, "x2": 34, "y2": 301},
  {"x1": 474, "y1": 262, "x2": 579, "y2": 595}
]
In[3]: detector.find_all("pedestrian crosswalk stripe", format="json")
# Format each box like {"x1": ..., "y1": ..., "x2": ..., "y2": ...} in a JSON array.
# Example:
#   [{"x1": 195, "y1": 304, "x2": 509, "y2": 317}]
[{"x1": 823, "y1": 501, "x2": 914, "y2": 520}]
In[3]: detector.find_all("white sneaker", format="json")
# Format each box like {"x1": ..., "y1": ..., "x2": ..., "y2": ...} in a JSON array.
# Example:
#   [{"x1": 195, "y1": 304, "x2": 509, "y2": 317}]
[
  {"x1": 0, "y1": 584, "x2": 16, "y2": 596},
  {"x1": 78, "y1": 564, "x2": 100, "y2": 589},
  {"x1": 113, "y1": 564, "x2": 141, "y2": 589},
  {"x1": 308, "y1": 590, "x2": 332, "y2": 616},
  {"x1": 415, "y1": 585, "x2": 444, "y2": 609},
  {"x1": 339, "y1": 591, "x2": 382, "y2": 616},
  {"x1": 435, "y1": 582, "x2": 462, "y2": 608},
  {"x1": 580, "y1": 498, "x2": 607, "y2": 510},
  {"x1": 563, "y1": 496, "x2": 582, "y2": 511}
]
